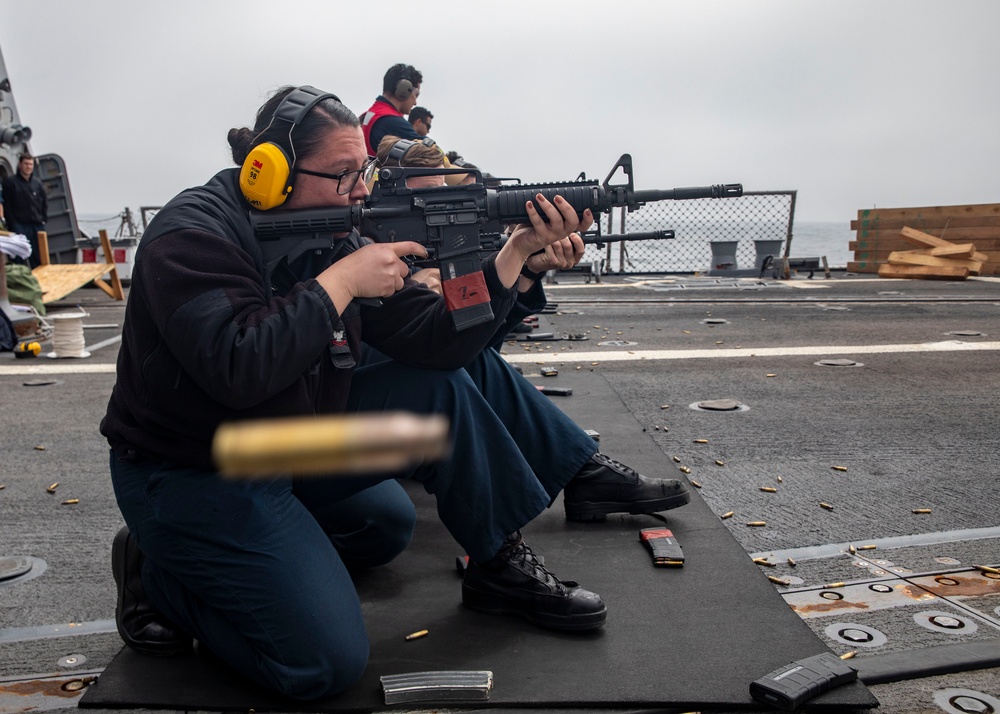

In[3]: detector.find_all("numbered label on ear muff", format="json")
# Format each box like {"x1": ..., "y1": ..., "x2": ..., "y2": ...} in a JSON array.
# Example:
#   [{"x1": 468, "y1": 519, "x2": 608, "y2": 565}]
[{"x1": 240, "y1": 142, "x2": 293, "y2": 210}]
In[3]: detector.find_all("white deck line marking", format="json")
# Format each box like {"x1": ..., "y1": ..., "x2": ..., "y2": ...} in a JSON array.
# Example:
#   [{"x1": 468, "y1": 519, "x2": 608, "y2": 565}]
[
  {"x1": 501, "y1": 340, "x2": 1000, "y2": 364},
  {"x1": 750, "y1": 525, "x2": 1000, "y2": 562},
  {"x1": 0, "y1": 363, "x2": 117, "y2": 375},
  {"x1": 541, "y1": 277, "x2": 965, "y2": 290},
  {"x1": 0, "y1": 619, "x2": 117, "y2": 643},
  {"x1": 3, "y1": 340, "x2": 999, "y2": 375}
]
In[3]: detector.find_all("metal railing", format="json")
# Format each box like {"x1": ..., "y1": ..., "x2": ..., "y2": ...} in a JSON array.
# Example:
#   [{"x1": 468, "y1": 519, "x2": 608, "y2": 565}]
[{"x1": 584, "y1": 190, "x2": 796, "y2": 274}]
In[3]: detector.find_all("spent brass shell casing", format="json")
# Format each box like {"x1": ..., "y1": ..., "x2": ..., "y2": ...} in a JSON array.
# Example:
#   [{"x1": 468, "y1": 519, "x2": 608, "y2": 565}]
[
  {"x1": 858, "y1": 544, "x2": 877, "y2": 550},
  {"x1": 849, "y1": 544, "x2": 856, "y2": 554},
  {"x1": 747, "y1": 521, "x2": 767, "y2": 527},
  {"x1": 787, "y1": 557, "x2": 797, "y2": 567},
  {"x1": 840, "y1": 651, "x2": 857, "y2": 660},
  {"x1": 690, "y1": 480, "x2": 702, "y2": 488},
  {"x1": 753, "y1": 558, "x2": 776, "y2": 567},
  {"x1": 720, "y1": 511, "x2": 734, "y2": 519},
  {"x1": 34, "y1": 445, "x2": 46, "y2": 451},
  {"x1": 715, "y1": 460, "x2": 725, "y2": 466},
  {"x1": 776, "y1": 476, "x2": 783, "y2": 483},
  {"x1": 912, "y1": 508, "x2": 932, "y2": 514},
  {"x1": 759, "y1": 487, "x2": 777, "y2": 493},
  {"x1": 693, "y1": 439, "x2": 709, "y2": 444},
  {"x1": 820, "y1": 502, "x2": 834, "y2": 510},
  {"x1": 973, "y1": 564, "x2": 1000, "y2": 575},
  {"x1": 672, "y1": 455, "x2": 681, "y2": 463},
  {"x1": 61, "y1": 498, "x2": 79, "y2": 505},
  {"x1": 660, "y1": 404, "x2": 670, "y2": 410},
  {"x1": 0, "y1": 484, "x2": 6, "y2": 490},
  {"x1": 767, "y1": 575, "x2": 790, "y2": 586},
  {"x1": 766, "y1": 373, "x2": 777, "y2": 377},
  {"x1": 404, "y1": 629, "x2": 429, "y2": 641},
  {"x1": 679, "y1": 466, "x2": 691, "y2": 474},
  {"x1": 46, "y1": 482, "x2": 59, "y2": 493},
  {"x1": 825, "y1": 582, "x2": 846, "y2": 588},
  {"x1": 831, "y1": 465, "x2": 848, "y2": 472}
]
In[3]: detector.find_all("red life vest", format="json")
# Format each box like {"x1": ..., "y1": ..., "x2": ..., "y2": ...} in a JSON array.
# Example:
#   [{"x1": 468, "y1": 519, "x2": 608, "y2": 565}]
[{"x1": 360, "y1": 98, "x2": 403, "y2": 156}]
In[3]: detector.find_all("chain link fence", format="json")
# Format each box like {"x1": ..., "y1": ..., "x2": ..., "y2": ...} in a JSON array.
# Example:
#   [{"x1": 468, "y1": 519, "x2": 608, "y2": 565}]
[{"x1": 582, "y1": 191, "x2": 796, "y2": 275}]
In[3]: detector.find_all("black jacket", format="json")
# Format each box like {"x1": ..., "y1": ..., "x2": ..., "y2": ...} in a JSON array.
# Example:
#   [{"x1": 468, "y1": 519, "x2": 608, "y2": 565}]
[
  {"x1": 101, "y1": 168, "x2": 517, "y2": 468},
  {"x1": 1, "y1": 173, "x2": 47, "y2": 224}
]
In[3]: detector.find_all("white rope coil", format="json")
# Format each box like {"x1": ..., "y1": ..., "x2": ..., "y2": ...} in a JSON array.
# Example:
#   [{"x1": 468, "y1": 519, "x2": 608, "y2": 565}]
[{"x1": 47, "y1": 310, "x2": 91, "y2": 359}]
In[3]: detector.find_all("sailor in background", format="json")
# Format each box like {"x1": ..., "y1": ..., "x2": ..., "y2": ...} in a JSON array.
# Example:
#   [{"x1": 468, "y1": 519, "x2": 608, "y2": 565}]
[{"x1": 0, "y1": 152, "x2": 47, "y2": 268}]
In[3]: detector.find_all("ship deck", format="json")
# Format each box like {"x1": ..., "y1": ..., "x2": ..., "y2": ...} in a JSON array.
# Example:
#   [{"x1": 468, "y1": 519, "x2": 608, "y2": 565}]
[{"x1": 2, "y1": 269, "x2": 999, "y2": 714}]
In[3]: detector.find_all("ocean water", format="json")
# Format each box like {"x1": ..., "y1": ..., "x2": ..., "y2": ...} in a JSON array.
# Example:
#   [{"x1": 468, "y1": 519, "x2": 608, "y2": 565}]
[{"x1": 789, "y1": 221, "x2": 854, "y2": 268}]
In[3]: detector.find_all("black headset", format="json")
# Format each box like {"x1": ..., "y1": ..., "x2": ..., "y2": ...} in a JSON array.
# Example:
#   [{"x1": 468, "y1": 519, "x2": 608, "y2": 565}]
[
  {"x1": 239, "y1": 85, "x2": 341, "y2": 210},
  {"x1": 393, "y1": 78, "x2": 414, "y2": 101}
]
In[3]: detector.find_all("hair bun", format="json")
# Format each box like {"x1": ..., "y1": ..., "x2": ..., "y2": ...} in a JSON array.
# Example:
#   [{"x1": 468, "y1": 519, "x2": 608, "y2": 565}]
[{"x1": 227, "y1": 126, "x2": 256, "y2": 165}]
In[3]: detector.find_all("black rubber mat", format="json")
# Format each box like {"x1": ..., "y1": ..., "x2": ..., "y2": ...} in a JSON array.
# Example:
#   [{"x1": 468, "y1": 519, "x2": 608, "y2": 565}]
[{"x1": 80, "y1": 372, "x2": 877, "y2": 712}]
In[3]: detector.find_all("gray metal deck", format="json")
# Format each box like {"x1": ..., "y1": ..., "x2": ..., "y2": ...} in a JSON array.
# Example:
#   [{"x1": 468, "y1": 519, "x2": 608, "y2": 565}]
[{"x1": 2, "y1": 269, "x2": 999, "y2": 713}]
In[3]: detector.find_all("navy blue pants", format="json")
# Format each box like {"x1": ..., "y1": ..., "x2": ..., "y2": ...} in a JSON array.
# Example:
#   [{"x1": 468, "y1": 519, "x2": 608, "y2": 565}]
[{"x1": 110, "y1": 347, "x2": 597, "y2": 700}]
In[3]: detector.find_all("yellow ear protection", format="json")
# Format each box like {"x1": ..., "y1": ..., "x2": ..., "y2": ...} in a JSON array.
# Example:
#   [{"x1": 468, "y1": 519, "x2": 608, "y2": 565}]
[
  {"x1": 239, "y1": 85, "x2": 341, "y2": 210},
  {"x1": 393, "y1": 78, "x2": 414, "y2": 101}
]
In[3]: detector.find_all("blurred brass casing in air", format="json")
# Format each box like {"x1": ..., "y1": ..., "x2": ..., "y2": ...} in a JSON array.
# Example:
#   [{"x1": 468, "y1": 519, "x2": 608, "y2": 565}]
[{"x1": 213, "y1": 413, "x2": 450, "y2": 477}]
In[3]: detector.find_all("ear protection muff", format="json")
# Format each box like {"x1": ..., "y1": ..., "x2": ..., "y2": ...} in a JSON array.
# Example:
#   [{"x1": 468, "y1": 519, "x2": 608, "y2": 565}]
[
  {"x1": 239, "y1": 85, "x2": 340, "y2": 210},
  {"x1": 386, "y1": 137, "x2": 437, "y2": 166},
  {"x1": 394, "y1": 78, "x2": 414, "y2": 101},
  {"x1": 386, "y1": 138, "x2": 417, "y2": 166}
]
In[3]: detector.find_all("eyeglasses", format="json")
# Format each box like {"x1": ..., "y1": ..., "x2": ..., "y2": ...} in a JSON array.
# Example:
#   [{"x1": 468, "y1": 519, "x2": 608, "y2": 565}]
[{"x1": 295, "y1": 156, "x2": 378, "y2": 195}]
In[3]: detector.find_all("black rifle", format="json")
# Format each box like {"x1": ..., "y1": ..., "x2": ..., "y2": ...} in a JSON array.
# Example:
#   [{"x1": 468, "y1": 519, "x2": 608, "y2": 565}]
[
  {"x1": 251, "y1": 154, "x2": 741, "y2": 331},
  {"x1": 478, "y1": 229, "x2": 674, "y2": 256}
]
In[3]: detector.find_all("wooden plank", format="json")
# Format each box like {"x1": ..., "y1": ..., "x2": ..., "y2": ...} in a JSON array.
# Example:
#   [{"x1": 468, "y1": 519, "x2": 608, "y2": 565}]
[
  {"x1": 95, "y1": 230, "x2": 125, "y2": 301},
  {"x1": 899, "y1": 226, "x2": 953, "y2": 249},
  {"x1": 921, "y1": 243, "x2": 976, "y2": 258},
  {"x1": 851, "y1": 225, "x2": 1000, "y2": 241},
  {"x1": 854, "y1": 248, "x2": 989, "y2": 262},
  {"x1": 877, "y1": 264, "x2": 969, "y2": 280},
  {"x1": 33, "y1": 263, "x2": 120, "y2": 303},
  {"x1": 851, "y1": 216, "x2": 1000, "y2": 231},
  {"x1": 850, "y1": 238, "x2": 1000, "y2": 252},
  {"x1": 858, "y1": 203, "x2": 1000, "y2": 224},
  {"x1": 851, "y1": 259, "x2": 1000, "y2": 276},
  {"x1": 37, "y1": 230, "x2": 51, "y2": 266},
  {"x1": 886, "y1": 251, "x2": 983, "y2": 273}
]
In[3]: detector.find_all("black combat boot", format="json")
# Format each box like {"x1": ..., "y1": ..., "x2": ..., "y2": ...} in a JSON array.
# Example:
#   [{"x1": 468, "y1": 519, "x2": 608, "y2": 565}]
[
  {"x1": 112, "y1": 526, "x2": 193, "y2": 656},
  {"x1": 462, "y1": 532, "x2": 606, "y2": 631},
  {"x1": 563, "y1": 451, "x2": 691, "y2": 522}
]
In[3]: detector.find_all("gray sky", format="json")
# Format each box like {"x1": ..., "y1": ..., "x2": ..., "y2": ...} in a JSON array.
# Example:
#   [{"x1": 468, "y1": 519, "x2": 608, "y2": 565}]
[{"x1": 1, "y1": 0, "x2": 997, "y2": 222}]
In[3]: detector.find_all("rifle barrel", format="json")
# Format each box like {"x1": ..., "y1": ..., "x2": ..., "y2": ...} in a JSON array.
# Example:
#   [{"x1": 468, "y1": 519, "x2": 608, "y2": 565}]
[
  {"x1": 633, "y1": 184, "x2": 743, "y2": 203},
  {"x1": 583, "y1": 229, "x2": 674, "y2": 244}
]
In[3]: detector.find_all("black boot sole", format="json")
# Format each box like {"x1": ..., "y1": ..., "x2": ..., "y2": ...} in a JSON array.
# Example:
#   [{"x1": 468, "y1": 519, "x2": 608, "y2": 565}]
[
  {"x1": 564, "y1": 489, "x2": 692, "y2": 522},
  {"x1": 112, "y1": 528, "x2": 193, "y2": 657},
  {"x1": 462, "y1": 585, "x2": 607, "y2": 631}
]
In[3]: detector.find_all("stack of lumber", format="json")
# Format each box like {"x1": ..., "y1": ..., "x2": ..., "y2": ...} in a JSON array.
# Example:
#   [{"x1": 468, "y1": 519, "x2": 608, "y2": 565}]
[
  {"x1": 849, "y1": 203, "x2": 1000, "y2": 277},
  {"x1": 876, "y1": 226, "x2": 987, "y2": 280}
]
